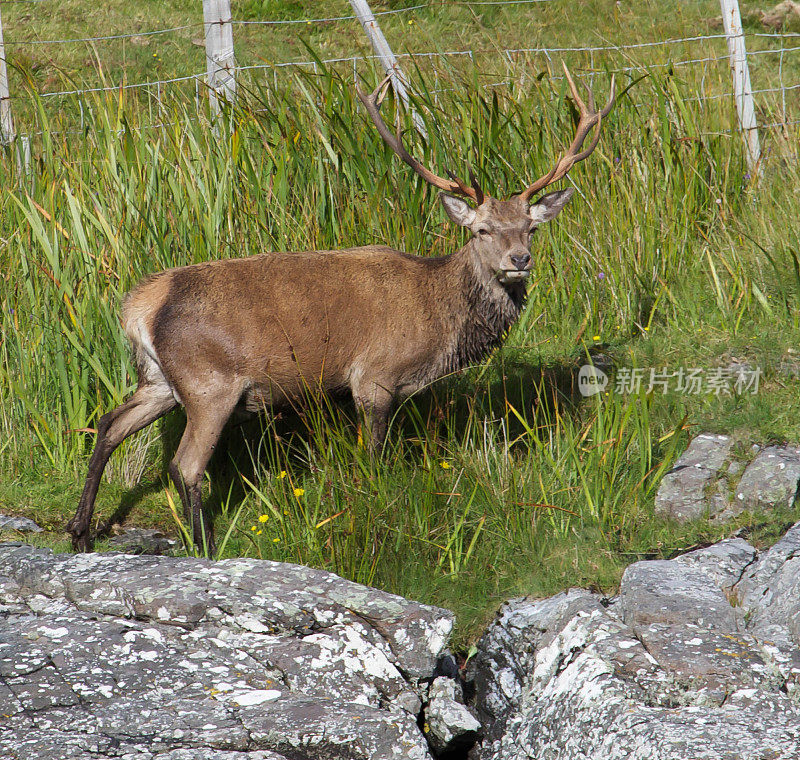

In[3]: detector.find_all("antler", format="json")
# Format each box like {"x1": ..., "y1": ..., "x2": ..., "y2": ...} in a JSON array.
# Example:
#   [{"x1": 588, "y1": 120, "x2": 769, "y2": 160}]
[
  {"x1": 356, "y1": 73, "x2": 484, "y2": 205},
  {"x1": 517, "y1": 64, "x2": 615, "y2": 202}
]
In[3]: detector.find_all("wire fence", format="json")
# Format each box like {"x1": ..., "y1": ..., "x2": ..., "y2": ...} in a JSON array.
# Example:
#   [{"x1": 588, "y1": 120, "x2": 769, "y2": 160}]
[{"x1": 0, "y1": 1, "x2": 798, "y2": 145}]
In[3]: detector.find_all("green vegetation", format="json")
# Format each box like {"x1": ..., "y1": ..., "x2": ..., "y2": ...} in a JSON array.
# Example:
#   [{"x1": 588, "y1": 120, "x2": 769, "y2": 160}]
[{"x1": 1, "y1": 1, "x2": 800, "y2": 644}]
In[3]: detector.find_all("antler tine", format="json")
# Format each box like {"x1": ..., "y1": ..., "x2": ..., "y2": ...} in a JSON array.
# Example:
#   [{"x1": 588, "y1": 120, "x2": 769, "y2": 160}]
[
  {"x1": 562, "y1": 63, "x2": 588, "y2": 116},
  {"x1": 566, "y1": 71, "x2": 616, "y2": 161},
  {"x1": 356, "y1": 74, "x2": 483, "y2": 204},
  {"x1": 446, "y1": 170, "x2": 470, "y2": 195},
  {"x1": 602, "y1": 74, "x2": 616, "y2": 117},
  {"x1": 469, "y1": 169, "x2": 485, "y2": 206},
  {"x1": 375, "y1": 73, "x2": 392, "y2": 107},
  {"x1": 446, "y1": 169, "x2": 485, "y2": 206},
  {"x1": 517, "y1": 66, "x2": 616, "y2": 202},
  {"x1": 570, "y1": 74, "x2": 615, "y2": 164}
]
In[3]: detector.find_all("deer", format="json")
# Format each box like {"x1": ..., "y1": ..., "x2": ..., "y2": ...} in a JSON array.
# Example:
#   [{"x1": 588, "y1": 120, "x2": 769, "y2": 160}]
[{"x1": 67, "y1": 66, "x2": 615, "y2": 555}]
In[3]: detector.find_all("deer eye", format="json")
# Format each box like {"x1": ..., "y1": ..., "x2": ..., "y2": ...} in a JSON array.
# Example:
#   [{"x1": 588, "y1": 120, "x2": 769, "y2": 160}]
[{"x1": 476, "y1": 226, "x2": 491, "y2": 238}]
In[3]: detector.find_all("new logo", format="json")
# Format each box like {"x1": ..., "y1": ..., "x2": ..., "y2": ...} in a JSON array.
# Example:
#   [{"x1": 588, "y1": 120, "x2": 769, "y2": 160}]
[{"x1": 578, "y1": 365, "x2": 609, "y2": 397}]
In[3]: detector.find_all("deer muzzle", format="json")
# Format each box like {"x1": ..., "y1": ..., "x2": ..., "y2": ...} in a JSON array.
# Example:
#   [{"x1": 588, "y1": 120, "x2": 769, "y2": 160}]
[{"x1": 498, "y1": 251, "x2": 531, "y2": 283}]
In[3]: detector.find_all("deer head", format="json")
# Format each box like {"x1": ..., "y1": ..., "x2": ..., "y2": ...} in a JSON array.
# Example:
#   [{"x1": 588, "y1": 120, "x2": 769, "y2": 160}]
[{"x1": 357, "y1": 64, "x2": 615, "y2": 285}]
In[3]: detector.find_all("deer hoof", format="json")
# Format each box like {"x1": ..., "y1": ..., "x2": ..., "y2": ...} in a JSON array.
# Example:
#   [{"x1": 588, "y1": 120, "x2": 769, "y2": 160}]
[{"x1": 68, "y1": 527, "x2": 94, "y2": 553}]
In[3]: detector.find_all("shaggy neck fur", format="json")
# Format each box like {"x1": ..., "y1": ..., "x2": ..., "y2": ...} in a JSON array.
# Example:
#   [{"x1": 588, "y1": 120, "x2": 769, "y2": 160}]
[{"x1": 441, "y1": 240, "x2": 528, "y2": 375}]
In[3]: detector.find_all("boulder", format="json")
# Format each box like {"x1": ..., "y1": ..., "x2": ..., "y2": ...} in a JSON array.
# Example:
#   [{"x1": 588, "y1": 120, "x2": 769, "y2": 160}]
[
  {"x1": 0, "y1": 544, "x2": 457, "y2": 760},
  {"x1": 654, "y1": 434, "x2": 733, "y2": 521},
  {"x1": 737, "y1": 521, "x2": 800, "y2": 645},
  {"x1": 654, "y1": 436, "x2": 800, "y2": 524},
  {"x1": 618, "y1": 558, "x2": 741, "y2": 631},
  {"x1": 0, "y1": 514, "x2": 43, "y2": 533},
  {"x1": 733, "y1": 445, "x2": 800, "y2": 514},
  {"x1": 672, "y1": 537, "x2": 757, "y2": 592},
  {"x1": 424, "y1": 676, "x2": 481, "y2": 754},
  {"x1": 468, "y1": 524, "x2": 800, "y2": 760},
  {"x1": 465, "y1": 587, "x2": 598, "y2": 741}
]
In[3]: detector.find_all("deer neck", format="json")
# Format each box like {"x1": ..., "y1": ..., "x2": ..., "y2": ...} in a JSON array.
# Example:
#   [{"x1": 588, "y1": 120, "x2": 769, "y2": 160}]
[{"x1": 439, "y1": 241, "x2": 528, "y2": 372}]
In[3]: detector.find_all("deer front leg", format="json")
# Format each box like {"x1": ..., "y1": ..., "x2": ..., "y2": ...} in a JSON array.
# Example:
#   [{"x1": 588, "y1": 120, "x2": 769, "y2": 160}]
[{"x1": 352, "y1": 379, "x2": 395, "y2": 453}]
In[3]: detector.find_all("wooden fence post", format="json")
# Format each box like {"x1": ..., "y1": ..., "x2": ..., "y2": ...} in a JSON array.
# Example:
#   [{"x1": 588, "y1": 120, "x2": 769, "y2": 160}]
[
  {"x1": 17, "y1": 134, "x2": 30, "y2": 176},
  {"x1": 719, "y1": 0, "x2": 761, "y2": 174},
  {"x1": 0, "y1": 4, "x2": 16, "y2": 146},
  {"x1": 203, "y1": 0, "x2": 236, "y2": 118},
  {"x1": 348, "y1": 0, "x2": 426, "y2": 137}
]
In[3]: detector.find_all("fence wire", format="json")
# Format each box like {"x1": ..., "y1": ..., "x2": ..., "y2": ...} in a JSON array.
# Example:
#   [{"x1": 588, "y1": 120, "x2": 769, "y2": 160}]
[
  {"x1": 4, "y1": 24, "x2": 202, "y2": 46},
  {"x1": 12, "y1": 35, "x2": 744, "y2": 98},
  {"x1": 1, "y1": 2, "x2": 799, "y2": 142},
  {"x1": 3, "y1": 0, "x2": 557, "y2": 46}
]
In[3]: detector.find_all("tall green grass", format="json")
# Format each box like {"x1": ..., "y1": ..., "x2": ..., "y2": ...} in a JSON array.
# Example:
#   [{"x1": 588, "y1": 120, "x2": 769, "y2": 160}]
[
  {"x1": 2, "y1": 60, "x2": 799, "y2": 640},
  {"x1": 0, "y1": 63, "x2": 742, "y2": 464}
]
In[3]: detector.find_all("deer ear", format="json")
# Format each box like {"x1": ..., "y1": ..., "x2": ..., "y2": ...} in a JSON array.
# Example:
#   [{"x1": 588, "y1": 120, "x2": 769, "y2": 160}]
[
  {"x1": 440, "y1": 193, "x2": 477, "y2": 228},
  {"x1": 528, "y1": 188, "x2": 575, "y2": 224}
]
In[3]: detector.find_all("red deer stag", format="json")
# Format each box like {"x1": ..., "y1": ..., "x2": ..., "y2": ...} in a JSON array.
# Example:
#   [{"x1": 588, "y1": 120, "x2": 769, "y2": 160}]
[{"x1": 67, "y1": 66, "x2": 615, "y2": 554}]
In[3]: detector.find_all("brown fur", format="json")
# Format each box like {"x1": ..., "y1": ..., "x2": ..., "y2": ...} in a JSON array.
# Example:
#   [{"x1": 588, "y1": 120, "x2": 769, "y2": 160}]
[{"x1": 134, "y1": 245, "x2": 522, "y2": 407}]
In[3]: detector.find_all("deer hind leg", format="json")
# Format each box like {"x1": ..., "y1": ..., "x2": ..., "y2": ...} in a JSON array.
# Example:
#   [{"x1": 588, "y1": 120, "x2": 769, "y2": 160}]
[
  {"x1": 68, "y1": 382, "x2": 177, "y2": 552},
  {"x1": 168, "y1": 390, "x2": 241, "y2": 556}
]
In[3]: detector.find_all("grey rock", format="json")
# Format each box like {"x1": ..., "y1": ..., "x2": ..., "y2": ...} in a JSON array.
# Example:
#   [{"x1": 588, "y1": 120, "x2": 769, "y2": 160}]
[
  {"x1": 483, "y1": 700, "x2": 800, "y2": 760},
  {"x1": 473, "y1": 599, "x2": 800, "y2": 760},
  {"x1": 429, "y1": 673, "x2": 464, "y2": 704},
  {"x1": 466, "y1": 588, "x2": 597, "y2": 740},
  {"x1": 726, "y1": 459, "x2": 745, "y2": 478},
  {"x1": 634, "y1": 623, "x2": 782, "y2": 700},
  {"x1": 654, "y1": 434, "x2": 733, "y2": 521},
  {"x1": 108, "y1": 528, "x2": 178, "y2": 555},
  {"x1": 619, "y1": 559, "x2": 739, "y2": 631},
  {"x1": 236, "y1": 691, "x2": 431, "y2": 759},
  {"x1": 153, "y1": 753, "x2": 291, "y2": 760},
  {"x1": 0, "y1": 513, "x2": 43, "y2": 532},
  {"x1": 470, "y1": 528, "x2": 800, "y2": 760},
  {"x1": 0, "y1": 544, "x2": 455, "y2": 760},
  {"x1": 673, "y1": 537, "x2": 757, "y2": 592},
  {"x1": 709, "y1": 502, "x2": 744, "y2": 524},
  {"x1": 0, "y1": 544, "x2": 452, "y2": 678},
  {"x1": 737, "y1": 521, "x2": 800, "y2": 645},
  {"x1": 156, "y1": 753, "x2": 291, "y2": 760},
  {"x1": 734, "y1": 444, "x2": 800, "y2": 513},
  {"x1": 779, "y1": 357, "x2": 800, "y2": 379},
  {"x1": 1, "y1": 729, "x2": 296, "y2": 760},
  {"x1": 424, "y1": 676, "x2": 480, "y2": 754}
]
